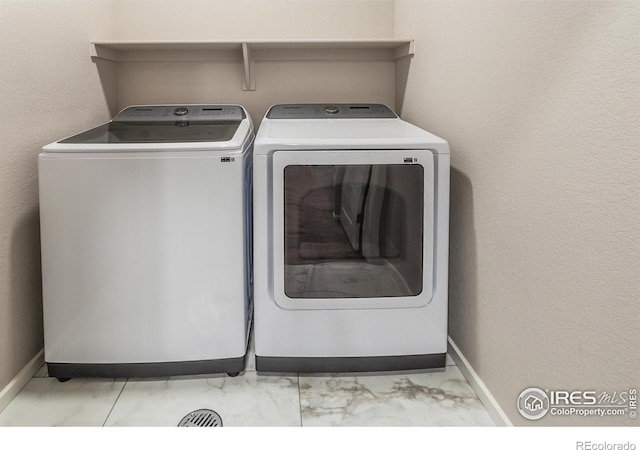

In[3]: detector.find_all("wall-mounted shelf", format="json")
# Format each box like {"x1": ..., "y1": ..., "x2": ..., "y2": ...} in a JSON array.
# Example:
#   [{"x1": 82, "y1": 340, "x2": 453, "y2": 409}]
[{"x1": 91, "y1": 39, "x2": 414, "y2": 91}]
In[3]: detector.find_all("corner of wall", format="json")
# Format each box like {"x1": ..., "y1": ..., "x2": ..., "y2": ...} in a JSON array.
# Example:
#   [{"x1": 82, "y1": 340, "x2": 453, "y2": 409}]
[{"x1": 448, "y1": 337, "x2": 512, "y2": 426}]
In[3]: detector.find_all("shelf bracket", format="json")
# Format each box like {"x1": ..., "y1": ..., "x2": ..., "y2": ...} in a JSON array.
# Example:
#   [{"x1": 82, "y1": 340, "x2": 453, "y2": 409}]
[
  {"x1": 394, "y1": 40, "x2": 415, "y2": 60},
  {"x1": 241, "y1": 43, "x2": 255, "y2": 91},
  {"x1": 90, "y1": 43, "x2": 119, "y2": 62}
]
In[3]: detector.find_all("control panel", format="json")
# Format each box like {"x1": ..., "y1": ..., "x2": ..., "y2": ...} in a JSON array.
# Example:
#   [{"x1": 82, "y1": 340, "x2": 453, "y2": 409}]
[
  {"x1": 266, "y1": 104, "x2": 397, "y2": 119},
  {"x1": 113, "y1": 105, "x2": 246, "y2": 122}
]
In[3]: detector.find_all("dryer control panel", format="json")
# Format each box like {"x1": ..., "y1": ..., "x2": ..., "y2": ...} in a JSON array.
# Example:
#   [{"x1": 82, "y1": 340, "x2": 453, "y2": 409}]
[
  {"x1": 266, "y1": 103, "x2": 397, "y2": 119},
  {"x1": 113, "y1": 105, "x2": 246, "y2": 122}
]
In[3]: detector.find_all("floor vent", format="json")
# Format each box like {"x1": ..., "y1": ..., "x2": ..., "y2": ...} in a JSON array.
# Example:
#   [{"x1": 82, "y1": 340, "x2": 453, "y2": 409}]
[{"x1": 178, "y1": 409, "x2": 223, "y2": 427}]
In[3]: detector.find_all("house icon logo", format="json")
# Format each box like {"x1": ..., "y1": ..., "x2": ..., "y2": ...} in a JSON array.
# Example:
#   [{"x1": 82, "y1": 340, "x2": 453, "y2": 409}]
[{"x1": 517, "y1": 387, "x2": 550, "y2": 420}]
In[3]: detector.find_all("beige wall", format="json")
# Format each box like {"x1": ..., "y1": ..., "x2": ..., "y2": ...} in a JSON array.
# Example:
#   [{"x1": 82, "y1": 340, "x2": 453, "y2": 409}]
[
  {"x1": 112, "y1": 0, "x2": 394, "y2": 40},
  {"x1": 395, "y1": 0, "x2": 639, "y2": 425},
  {"x1": 0, "y1": 0, "x2": 115, "y2": 392},
  {"x1": 108, "y1": 0, "x2": 396, "y2": 124}
]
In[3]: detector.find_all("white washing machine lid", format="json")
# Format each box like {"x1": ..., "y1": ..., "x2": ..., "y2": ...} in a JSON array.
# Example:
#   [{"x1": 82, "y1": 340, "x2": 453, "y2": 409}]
[
  {"x1": 43, "y1": 105, "x2": 253, "y2": 153},
  {"x1": 254, "y1": 103, "x2": 448, "y2": 155}
]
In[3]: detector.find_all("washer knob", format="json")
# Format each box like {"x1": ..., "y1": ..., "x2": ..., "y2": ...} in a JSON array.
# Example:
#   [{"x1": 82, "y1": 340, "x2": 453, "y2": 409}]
[
  {"x1": 324, "y1": 105, "x2": 339, "y2": 114},
  {"x1": 173, "y1": 107, "x2": 189, "y2": 116}
]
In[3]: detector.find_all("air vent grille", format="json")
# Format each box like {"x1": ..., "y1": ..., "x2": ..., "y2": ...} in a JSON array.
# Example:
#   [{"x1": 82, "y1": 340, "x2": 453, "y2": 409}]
[{"x1": 178, "y1": 409, "x2": 223, "y2": 427}]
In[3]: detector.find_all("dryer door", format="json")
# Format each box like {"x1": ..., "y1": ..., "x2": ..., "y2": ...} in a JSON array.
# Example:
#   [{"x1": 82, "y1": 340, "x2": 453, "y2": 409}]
[{"x1": 272, "y1": 149, "x2": 434, "y2": 310}]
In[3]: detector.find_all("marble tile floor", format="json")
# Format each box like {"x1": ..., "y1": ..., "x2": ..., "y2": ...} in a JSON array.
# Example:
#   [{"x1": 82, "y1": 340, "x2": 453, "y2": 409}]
[{"x1": 0, "y1": 344, "x2": 495, "y2": 427}]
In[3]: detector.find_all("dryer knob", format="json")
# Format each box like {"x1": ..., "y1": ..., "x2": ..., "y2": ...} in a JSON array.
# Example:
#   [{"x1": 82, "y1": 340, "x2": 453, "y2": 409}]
[
  {"x1": 173, "y1": 107, "x2": 189, "y2": 116},
  {"x1": 324, "y1": 105, "x2": 339, "y2": 114}
]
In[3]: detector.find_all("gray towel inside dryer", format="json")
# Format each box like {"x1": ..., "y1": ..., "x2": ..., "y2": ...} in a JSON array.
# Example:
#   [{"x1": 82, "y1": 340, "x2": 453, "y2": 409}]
[{"x1": 339, "y1": 165, "x2": 387, "y2": 259}]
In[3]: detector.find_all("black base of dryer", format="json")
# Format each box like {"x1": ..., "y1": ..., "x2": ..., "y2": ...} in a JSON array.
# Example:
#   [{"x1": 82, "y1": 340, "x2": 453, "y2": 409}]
[{"x1": 255, "y1": 353, "x2": 446, "y2": 374}]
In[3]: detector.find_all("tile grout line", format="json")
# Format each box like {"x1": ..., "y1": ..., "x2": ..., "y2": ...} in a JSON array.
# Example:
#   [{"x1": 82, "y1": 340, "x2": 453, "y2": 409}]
[{"x1": 102, "y1": 378, "x2": 128, "y2": 427}]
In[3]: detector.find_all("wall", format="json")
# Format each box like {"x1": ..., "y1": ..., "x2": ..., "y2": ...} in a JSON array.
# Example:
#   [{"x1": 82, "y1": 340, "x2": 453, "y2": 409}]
[
  {"x1": 395, "y1": 0, "x2": 639, "y2": 426},
  {"x1": 108, "y1": 0, "x2": 396, "y2": 124},
  {"x1": 0, "y1": 0, "x2": 115, "y2": 394},
  {"x1": 112, "y1": 0, "x2": 393, "y2": 41}
]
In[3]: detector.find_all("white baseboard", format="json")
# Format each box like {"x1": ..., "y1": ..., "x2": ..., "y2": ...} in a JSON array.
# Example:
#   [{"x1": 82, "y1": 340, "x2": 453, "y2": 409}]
[
  {"x1": 0, "y1": 349, "x2": 44, "y2": 414},
  {"x1": 447, "y1": 337, "x2": 513, "y2": 426}
]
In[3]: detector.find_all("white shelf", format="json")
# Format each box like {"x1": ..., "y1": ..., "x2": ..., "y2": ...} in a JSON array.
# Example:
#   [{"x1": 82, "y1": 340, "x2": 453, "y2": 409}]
[{"x1": 91, "y1": 39, "x2": 414, "y2": 91}]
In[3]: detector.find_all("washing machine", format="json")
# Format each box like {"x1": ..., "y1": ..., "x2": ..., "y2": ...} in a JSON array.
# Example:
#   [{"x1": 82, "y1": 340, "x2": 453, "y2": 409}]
[
  {"x1": 253, "y1": 103, "x2": 449, "y2": 373},
  {"x1": 39, "y1": 104, "x2": 254, "y2": 379}
]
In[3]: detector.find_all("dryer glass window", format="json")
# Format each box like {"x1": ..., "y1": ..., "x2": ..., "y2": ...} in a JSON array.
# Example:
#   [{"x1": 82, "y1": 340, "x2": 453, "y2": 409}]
[{"x1": 284, "y1": 164, "x2": 424, "y2": 299}]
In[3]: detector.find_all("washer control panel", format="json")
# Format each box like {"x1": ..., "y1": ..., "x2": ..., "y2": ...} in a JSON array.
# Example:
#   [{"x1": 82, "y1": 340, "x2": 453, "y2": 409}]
[
  {"x1": 266, "y1": 103, "x2": 397, "y2": 119},
  {"x1": 113, "y1": 105, "x2": 246, "y2": 122}
]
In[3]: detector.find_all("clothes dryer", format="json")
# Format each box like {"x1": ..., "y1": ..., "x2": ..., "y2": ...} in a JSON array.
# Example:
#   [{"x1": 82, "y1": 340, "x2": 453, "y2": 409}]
[
  {"x1": 253, "y1": 103, "x2": 449, "y2": 373},
  {"x1": 39, "y1": 104, "x2": 253, "y2": 379}
]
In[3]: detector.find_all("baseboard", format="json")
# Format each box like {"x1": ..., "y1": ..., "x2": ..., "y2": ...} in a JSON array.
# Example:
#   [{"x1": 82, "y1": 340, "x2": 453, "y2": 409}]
[
  {"x1": 447, "y1": 337, "x2": 513, "y2": 426},
  {"x1": 0, "y1": 348, "x2": 44, "y2": 414}
]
